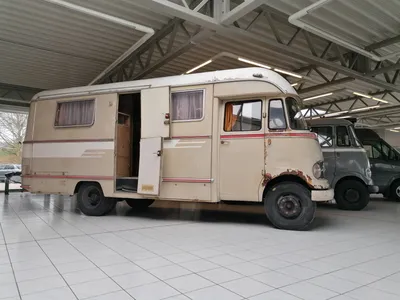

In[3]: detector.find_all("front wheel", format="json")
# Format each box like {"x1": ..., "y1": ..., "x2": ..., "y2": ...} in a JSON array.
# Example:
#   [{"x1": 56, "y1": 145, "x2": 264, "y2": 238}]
[
  {"x1": 335, "y1": 179, "x2": 369, "y2": 210},
  {"x1": 390, "y1": 180, "x2": 400, "y2": 202},
  {"x1": 77, "y1": 183, "x2": 116, "y2": 216},
  {"x1": 264, "y1": 182, "x2": 316, "y2": 230}
]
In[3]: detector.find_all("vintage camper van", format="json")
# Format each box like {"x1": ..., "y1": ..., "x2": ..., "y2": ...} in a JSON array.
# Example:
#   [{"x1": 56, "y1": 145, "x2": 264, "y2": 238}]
[
  {"x1": 309, "y1": 119, "x2": 378, "y2": 210},
  {"x1": 22, "y1": 68, "x2": 333, "y2": 230}
]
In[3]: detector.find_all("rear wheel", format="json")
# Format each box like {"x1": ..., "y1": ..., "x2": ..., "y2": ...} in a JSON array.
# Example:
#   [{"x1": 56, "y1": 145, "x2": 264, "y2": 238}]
[
  {"x1": 125, "y1": 199, "x2": 154, "y2": 210},
  {"x1": 77, "y1": 183, "x2": 116, "y2": 216},
  {"x1": 264, "y1": 182, "x2": 316, "y2": 230},
  {"x1": 390, "y1": 180, "x2": 400, "y2": 202},
  {"x1": 335, "y1": 179, "x2": 369, "y2": 210}
]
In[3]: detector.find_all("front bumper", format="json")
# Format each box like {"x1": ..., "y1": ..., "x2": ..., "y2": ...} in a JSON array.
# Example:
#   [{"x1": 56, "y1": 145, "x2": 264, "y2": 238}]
[
  {"x1": 311, "y1": 189, "x2": 334, "y2": 202},
  {"x1": 368, "y1": 185, "x2": 379, "y2": 194}
]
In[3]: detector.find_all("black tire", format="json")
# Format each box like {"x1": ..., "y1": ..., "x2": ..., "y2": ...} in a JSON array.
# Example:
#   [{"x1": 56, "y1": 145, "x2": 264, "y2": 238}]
[
  {"x1": 390, "y1": 180, "x2": 400, "y2": 202},
  {"x1": 264, "y1": 182, "x2": 316, "y2": 230},
  {"x1": 125, "y1": 199, "x2": 154, "y2": 210},
  {"x1": 77, "y1": 183, "x2": 116, "y2": 216},
  {"x1": 335, "y1": 179, "x2": 369, "y2": 210}
]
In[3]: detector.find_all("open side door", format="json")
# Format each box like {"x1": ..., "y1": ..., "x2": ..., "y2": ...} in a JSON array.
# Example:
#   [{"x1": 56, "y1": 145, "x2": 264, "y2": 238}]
[
  {"x1": 141, "y1": 86, "x2": 170, "y2": 138},
  {"x1": 138, "y1": 87, "x2": 169, "y2": 196},
  {"x1": 138, "y1": 137, "x2": 162, "y2": 196}
]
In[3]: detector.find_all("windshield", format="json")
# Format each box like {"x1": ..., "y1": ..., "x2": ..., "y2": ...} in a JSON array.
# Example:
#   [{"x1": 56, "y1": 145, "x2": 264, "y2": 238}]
[{"x1": 285, "y1": 97, "x2": 308, "y2": 130}]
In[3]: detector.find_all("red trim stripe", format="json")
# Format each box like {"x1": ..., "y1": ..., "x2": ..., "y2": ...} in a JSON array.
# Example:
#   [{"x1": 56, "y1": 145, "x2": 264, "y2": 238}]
[
  {"x1": 23, "y1": 138, "x2": 114, "y2": 144},
  {"x1": 163, "y1": 178, "x2": 212, "y2": 183},
  {"x1": 220, "y1": 132, "x2": 316, "y2": 139},
  {"x1": 23, "y1": 174, "x2": 113, "y2": 180},
  {"x1": 169, "y1": 135, "x2": 211, "y2": 139}
]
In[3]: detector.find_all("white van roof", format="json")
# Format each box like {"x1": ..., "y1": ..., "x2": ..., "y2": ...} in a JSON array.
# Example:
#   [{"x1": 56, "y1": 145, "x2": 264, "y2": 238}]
[{"x1": 33, "y1": 67, "x2": 297, "y2": 101}]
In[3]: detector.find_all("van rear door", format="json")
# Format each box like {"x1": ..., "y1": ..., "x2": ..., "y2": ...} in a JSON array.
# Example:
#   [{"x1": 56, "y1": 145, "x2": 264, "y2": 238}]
[{"x1": 137, "y1": 87, "x2": 170, "y2": 195}]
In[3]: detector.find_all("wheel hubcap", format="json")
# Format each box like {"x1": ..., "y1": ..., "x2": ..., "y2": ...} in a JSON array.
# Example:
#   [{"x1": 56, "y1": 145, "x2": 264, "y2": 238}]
[
  {"x1": 396, "y1": 186, "x2": 400, "y2": 197},
  {"x1": 277, "y1": 195, "x2": 302, "y2": 219},
  {"x1": 344, "y1": 189, "x2": 360, "y2": 203},
  {"x1": 88, "y1": 190, "x2": 101, "y2": 206}
]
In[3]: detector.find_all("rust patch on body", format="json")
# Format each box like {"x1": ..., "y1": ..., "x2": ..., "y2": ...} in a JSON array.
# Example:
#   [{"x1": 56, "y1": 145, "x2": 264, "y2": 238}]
[{"x1": 262, "y1": 169, "x2": 315, "y2": 188}]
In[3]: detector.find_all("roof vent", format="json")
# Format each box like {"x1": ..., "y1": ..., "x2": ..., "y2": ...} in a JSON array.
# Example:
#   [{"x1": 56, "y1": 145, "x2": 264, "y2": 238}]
[{"x1": 253, "y1": 73, "x2": 263, "y2": 78}]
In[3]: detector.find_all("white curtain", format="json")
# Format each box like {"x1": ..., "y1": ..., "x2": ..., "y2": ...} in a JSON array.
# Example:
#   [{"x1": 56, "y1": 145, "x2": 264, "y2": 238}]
[
  {"x1": 171, "y1": 90, "x2": 203, "y2": 121},
  {"x1": 56, "y1": 100, "x2": 95, "y2": 126}
]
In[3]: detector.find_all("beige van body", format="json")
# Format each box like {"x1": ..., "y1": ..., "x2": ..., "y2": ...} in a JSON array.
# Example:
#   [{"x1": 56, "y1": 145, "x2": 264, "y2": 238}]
[{"x1": 22, "y1": 68, "x2": 333, "y2": 230}]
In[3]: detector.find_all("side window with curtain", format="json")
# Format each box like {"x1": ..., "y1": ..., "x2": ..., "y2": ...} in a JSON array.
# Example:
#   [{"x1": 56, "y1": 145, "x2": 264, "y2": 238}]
[
  {"x1": 171, "y1": 90, "x2": 204, "y2": 121},
  {"x1": 268, "y1": 99, "x2": 286, "y2": 130},
  {"x1": 311, "y1": 126, "x2": 333, "y2": 148},
  {"x1": 224, "y1": 100, "x2": 262, "y2": 132},
  {"x1": 336, "y1": 126, "x2": 351, "y2": 147},
  {"x1": 55, "y1": 99, "x2": 95, "y2": 127}
]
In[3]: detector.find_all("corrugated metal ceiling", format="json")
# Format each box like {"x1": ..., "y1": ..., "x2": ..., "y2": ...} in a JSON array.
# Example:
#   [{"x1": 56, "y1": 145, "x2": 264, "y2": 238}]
[{"x1": 0, "y1": 0, "x2": 399, "y2": 123}]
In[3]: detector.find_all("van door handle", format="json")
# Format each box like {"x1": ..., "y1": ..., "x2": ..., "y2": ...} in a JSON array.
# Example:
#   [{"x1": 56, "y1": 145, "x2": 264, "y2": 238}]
[{"x1": 221, "y1": 140, "x2": 229, "y2": 145}]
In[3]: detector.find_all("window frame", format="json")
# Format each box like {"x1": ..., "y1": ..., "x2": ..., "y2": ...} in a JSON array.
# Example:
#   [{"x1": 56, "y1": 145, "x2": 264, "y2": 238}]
[
  {"x1": 54, "y1": 98, "x2": 96, "y2": 128},
  {"x1": 268, "y1": 98, "x2": 287, "y2": 131},
  {"x1": 170, "y1": 89, "x2": 205, "y2": 123},
  {"x1": 223, "y1": 99, "x2": 263, "y2": 132},
  {"x1": 311, "y1": 126, "x2": 334, "y2": 148},
  {"x1": 336, "y1": 125, "x2": 351, "y2": 147}
]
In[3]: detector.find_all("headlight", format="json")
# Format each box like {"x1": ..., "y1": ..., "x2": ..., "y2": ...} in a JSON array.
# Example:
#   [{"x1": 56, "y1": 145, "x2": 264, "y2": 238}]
[
  {"x1": 365, "y1": 167, "x2": 372, "y2": 179},
  {"x1": 313, "y1": 161, "x2": 324, "y2": 179}
]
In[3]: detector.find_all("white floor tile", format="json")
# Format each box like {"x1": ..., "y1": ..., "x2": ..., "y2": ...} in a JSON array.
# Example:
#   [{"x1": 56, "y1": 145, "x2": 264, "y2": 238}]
[
  {"x1": 198, "y1": 267, "x2": 243, "y2": 284},
  {"x1": 55, "y1": 260, "x2": 97, "y2": 275},
  {"x1": 15, "y1": 266, "x2": 59, "y2": 282},
  {"x1": 166, "y1": 274, "x2": 214, "y2": 294},
  {"x1": 248, "y1": 289, "x2": 301, "y2": 300},
  {"x1": 135, "y1": 257, "x2": 173, "y2": 270},
  {"x1": 207, "y1": 255, "x2": 244, "y2": 267},
  {"x1": 18, "y1": 275, "x2": 66, "y2": 295},
  {"x1": 308, "y1": 274, "x2": 362, "y2": 294},
  {"x1": 21, "y1": 286, "x2": 76, "y2": 300},
  {"x1": 179, "y1": 259, "x2": 219, "y2": 273},
  {"x1": 225, "y1": 261, "x2": 267, "y2": 276},
  {"x1": 70, "y1": 278, "x2": 121, "y2": 299},
  {"x1": 0, "y1": 282, "x2": 19, "y2": 299},
  {"x1": 221, "y1": 277, "x2": 274, "y2": 298},
  {"x1": 127, "y1": 281, "x2": 180, "y2": 300},
  {"x1": 251, "y1": 257, "x2": 291, "y2": 270},
  {"x1": 113, "y1": 270, "x2": 159, "y2": 289},
  {"x1": 86, "y1": 290, "x2": 133, "y2": 300},
  {"x1": 330, "y1": 268, "x2": 381, "y2": 285},
  {"x1": 186, "y1": 285, "x2": 243, "y2": 300},
  {"x1": 369, "y1": 278, "x2": 400, "y2": 296},
  {"x1": 281, "y1": 282, "x2": 339, "y2": 300},
  {"x1": 148, "y1": 264, "x2": 192, "y2": 280},
  {"x1": 62, "y1": 268, "x2": 107, "y2": 285},
  {"x1": 100, "y1": 262, "x2": 141, "y2": 277},
  {"x1": 277, "y1": 265, "x2": 322, "y2": 280},
  {"x1": 345, "y1": 286, "x2": 400, "y2": 300},
  {"x1": 252, "y1": 271, "x2": 300, "y2": 288}
]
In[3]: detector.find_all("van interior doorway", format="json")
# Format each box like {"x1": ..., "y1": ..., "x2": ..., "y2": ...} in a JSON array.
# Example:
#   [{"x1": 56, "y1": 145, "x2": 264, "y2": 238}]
[{"x1": 116, "y1": 93, "x2": 141, "y2": 192}]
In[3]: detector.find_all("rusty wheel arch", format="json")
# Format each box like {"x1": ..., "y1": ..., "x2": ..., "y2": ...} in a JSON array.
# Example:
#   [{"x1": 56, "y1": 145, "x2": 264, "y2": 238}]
[{"x1": 262, "y1": 174, "x2": 311, "y2": 201}]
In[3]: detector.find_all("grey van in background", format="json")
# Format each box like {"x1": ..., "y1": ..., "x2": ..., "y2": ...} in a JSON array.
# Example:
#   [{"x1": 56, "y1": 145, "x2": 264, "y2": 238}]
[
  {"x1": 355, "y1": 128, "x2": 400, "y2": 201},
  {"x1": 310, "y1": 119, "x2": 378, "y2": 210}
]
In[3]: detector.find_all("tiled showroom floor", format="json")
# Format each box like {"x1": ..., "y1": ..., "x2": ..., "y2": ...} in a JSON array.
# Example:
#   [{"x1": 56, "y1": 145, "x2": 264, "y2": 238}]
[{"x1": 1, "y1": 193, "x2": 400, "y2": 300}]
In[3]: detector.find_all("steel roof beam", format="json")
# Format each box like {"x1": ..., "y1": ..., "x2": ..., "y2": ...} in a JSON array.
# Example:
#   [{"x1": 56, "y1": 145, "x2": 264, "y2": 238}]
[
  {"x1": 298, "y1": 77, "x2": 354, "y2": 94},
  {"x1": 220, "y1": 0, "x2": 264, "y2": 25},
  {"x1": 365, "y1": 34, "x2": 400, "y2": 51}
]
